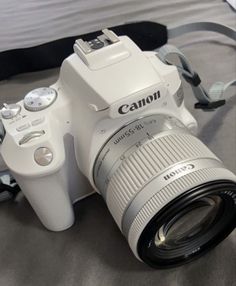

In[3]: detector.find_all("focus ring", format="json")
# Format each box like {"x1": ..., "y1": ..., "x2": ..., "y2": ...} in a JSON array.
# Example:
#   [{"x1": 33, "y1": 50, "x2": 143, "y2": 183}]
[{"x1": 106, "y1": 132, "x2": 218, "y2": 229}]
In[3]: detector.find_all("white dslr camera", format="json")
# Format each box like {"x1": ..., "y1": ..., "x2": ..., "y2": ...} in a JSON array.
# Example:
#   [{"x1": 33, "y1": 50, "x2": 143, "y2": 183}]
[{"x1": 1, "y1": 29, "x2": 236, "y2": 268}]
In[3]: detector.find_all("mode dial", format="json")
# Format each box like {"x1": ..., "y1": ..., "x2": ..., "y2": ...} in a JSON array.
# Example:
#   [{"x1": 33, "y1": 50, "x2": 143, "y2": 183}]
[{"x1": 24, "y1": 87, "x2": 57, "y2": 112}]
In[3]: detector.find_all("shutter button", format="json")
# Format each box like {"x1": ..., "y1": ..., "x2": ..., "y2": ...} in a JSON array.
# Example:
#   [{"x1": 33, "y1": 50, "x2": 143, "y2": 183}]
[{"x1": 34, "y1": 147, "x2": 53, "y2": 166}]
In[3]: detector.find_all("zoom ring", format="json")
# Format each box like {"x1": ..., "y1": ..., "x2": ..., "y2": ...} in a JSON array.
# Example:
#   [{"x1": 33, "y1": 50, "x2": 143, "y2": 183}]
[{"x1": 106, "y1": 131, "x2": 219, "y2": 229}]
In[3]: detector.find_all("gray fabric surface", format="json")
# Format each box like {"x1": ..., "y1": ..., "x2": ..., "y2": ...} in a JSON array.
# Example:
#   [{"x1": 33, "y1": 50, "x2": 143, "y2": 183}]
[
  {"x1": 0, "y1": 1, "x2": 236, "y2": 286},
  {"x1": 0, "y1": 0, "x2": 235, "y2": 52}
]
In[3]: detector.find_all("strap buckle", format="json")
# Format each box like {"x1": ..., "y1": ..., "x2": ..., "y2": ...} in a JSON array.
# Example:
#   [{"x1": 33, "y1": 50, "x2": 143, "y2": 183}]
[
  {"x1": 183, "y1": 72, "x2": 226, "y2": 110},
  {"x1": 194, "y1": 100, "x2": 226, "y2": 111}
]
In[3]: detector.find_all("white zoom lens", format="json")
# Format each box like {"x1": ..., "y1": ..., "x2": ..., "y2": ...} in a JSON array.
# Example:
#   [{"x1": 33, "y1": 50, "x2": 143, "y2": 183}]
[{"x1": 93, "y1": 114, "x2": 236, "y2": 268}]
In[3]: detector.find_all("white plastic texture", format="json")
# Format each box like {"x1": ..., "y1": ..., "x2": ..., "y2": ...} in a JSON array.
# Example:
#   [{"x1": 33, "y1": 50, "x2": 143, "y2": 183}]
[{"x1": 13, "y1": 170, "x2": 75, "y2": 231}]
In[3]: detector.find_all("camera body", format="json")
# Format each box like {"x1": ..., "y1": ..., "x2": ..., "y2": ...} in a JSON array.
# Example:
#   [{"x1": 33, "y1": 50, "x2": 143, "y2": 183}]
[
  {"x1": 1, "y1": 29, "x2": 236, "y2": 268},
  {"x1": 0, "y1": 30, "x2": 196, "y2": 230}
]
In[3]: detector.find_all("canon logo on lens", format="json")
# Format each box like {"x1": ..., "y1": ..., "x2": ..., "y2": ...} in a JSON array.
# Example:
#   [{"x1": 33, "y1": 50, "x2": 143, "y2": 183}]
[{"x1": 164, "y1": 164, "x2": 195, "y2": 181}]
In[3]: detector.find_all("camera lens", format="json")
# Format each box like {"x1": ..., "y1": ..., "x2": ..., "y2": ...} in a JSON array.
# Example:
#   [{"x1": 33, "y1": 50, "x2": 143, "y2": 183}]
[
  {"x1": 93, "y1": 114, "x2": 236, "y2": 268},
  {"x1": 154, "y1": 196, "x2": 221, "y2": 249},
  {"x1": 138, "y1": 183, "x2": 236, "y2": 267}
]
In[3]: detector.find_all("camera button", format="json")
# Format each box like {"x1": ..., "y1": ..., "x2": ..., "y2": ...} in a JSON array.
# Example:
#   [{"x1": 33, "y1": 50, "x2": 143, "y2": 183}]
[
  {"x1": 16, "y1": 123, "x2": 30, "y2": 132},
  {"x1": 34, "y1": 147, "x2": 53, "y2": 166},
  {"x1": 19, "y1": 130, "x2": 45, "y2": 145},
  {"x1": 31, "y1": 117, "x2": 45, "y2": 126}
]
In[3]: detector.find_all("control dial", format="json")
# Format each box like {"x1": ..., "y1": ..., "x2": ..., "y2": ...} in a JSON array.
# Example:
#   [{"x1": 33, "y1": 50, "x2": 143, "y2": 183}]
[
  {"x1": 24, "y1": 87, "x2": 57, "y2": 112},
  {"x1": 1, "y1": 103, "x2": 21, "y2": 119}
]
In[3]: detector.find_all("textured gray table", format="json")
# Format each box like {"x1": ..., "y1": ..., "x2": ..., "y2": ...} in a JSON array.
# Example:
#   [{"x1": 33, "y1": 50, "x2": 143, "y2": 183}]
[{"x1": 0, "y1": 1, "x2": 235, "y2": 285}]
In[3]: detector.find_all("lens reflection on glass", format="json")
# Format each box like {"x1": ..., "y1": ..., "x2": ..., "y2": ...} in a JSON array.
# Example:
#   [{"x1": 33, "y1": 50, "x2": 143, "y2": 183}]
[{"x1": 155, "y1": 196, "x2": 222, "y2": 249}]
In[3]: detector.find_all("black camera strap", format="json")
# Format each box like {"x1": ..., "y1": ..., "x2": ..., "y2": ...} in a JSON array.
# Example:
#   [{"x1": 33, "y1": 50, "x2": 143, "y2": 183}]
[{"x1": 1, "y1": 21, "x2": 167, "y2": 80}]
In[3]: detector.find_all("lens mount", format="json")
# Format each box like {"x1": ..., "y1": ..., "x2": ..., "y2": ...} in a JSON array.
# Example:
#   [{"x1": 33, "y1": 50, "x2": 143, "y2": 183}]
[{"x1": 137, "y1": 180, "x2": 236, "y2": 268}]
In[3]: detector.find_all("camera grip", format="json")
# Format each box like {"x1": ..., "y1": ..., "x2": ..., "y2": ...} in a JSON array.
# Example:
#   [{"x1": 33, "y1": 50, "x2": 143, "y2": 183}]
[{"x1": 13, "y1": 170, "x2": 74, "y2": 231}]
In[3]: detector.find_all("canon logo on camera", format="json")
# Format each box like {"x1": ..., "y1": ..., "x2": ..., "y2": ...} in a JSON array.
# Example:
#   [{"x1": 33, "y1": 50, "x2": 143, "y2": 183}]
[
  {"x1": 164, "y1": 164, "x2": 195, "y2": 181},
  {"x1": 118, "y1": 91, "x2": 161, "y2": 115}
]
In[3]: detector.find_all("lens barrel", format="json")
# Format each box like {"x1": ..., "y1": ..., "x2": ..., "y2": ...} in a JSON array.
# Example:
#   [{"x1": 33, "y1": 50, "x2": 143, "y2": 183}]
[{"x1": 93, "y1": 115, "x2": 236, "y2": 268}]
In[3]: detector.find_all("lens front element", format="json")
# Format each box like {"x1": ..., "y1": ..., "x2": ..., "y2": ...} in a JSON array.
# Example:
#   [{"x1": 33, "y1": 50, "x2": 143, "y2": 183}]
[
  {"x1": 155, "y1": 196, "x2": 221, "y2": 249},
  {"x1": 138, "y1": 183, "x2": 236, "y2": 268}
]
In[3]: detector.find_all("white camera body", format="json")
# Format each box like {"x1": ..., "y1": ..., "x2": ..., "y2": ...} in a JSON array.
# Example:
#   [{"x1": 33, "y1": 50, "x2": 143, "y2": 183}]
[{"x1": 0, "y1": 30, "x2": 197, "y2": 231}]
